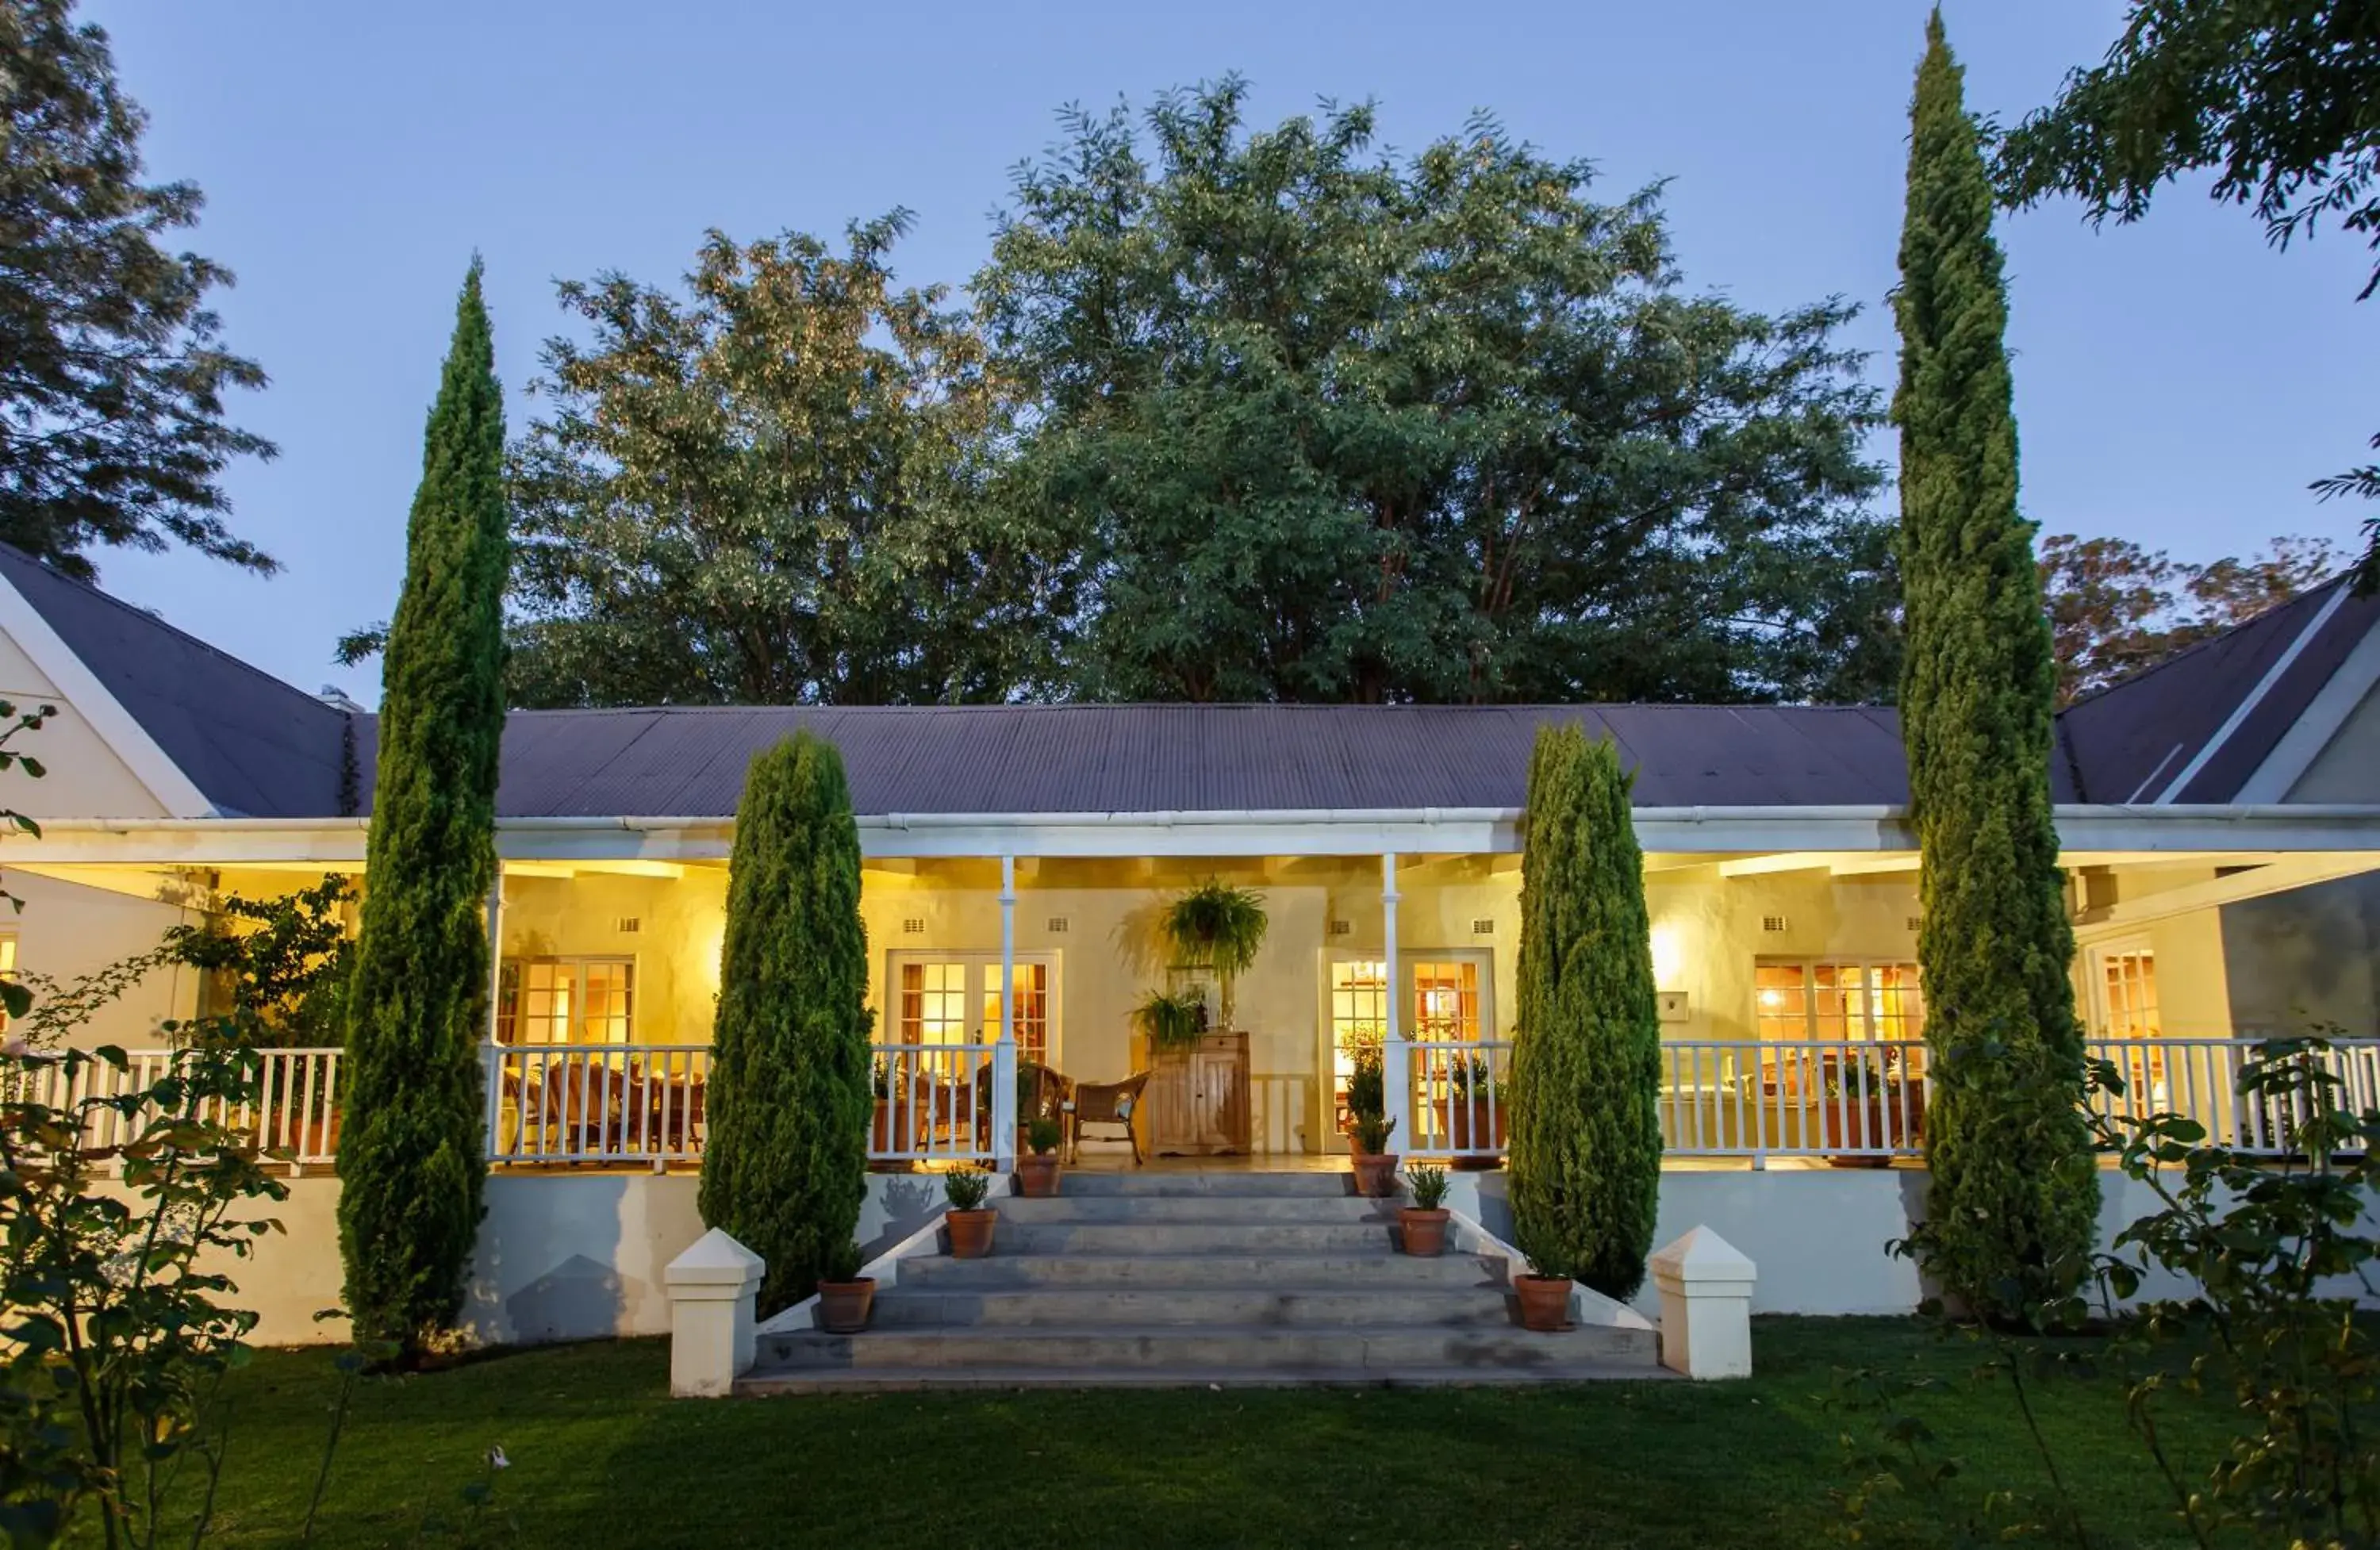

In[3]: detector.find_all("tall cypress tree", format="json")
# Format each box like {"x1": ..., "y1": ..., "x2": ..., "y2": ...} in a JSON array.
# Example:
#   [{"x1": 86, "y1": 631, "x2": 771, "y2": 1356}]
[
  {"x1": 699, "y1": 731, "x2": 871, "y2": 1314},
  {"x1": 1507, "y1": 725, "x2": 1664, "y2": 1300},
  {"x1": 336, "y1": 263, "x2": 508, "y2": 1360},
  {"x1": 1894, "y1": 12, "x2": 2098, "y2": 1317}
]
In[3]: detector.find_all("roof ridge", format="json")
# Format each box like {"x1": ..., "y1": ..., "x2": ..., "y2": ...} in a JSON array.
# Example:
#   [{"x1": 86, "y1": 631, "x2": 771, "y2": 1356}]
[{"x1": 0, "y1": 542, "x2": 344, "y2": 724}]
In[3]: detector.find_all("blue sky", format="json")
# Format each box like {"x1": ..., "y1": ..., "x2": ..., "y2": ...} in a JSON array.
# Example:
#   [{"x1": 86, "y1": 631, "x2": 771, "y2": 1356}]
[{"x1": 79, "y1": 0, "x2": 2378, "y2": 700}]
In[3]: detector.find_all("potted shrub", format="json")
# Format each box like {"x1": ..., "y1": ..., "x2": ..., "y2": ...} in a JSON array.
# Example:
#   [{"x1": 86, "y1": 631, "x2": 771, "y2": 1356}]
[
  {"x1": 1399, "y1": 1164, "x2": 1451, "y2": 1256},
  {"x1": 815, "y1": 1238, "x2": 874, "y2": 1333},
  {"x1": 1821, "y1": 1048, "x2": 1925, "y2": 1168},
  {"x1": 942, "y1": 1164, "x2": 996, "y2": 1257},
  {"x1": 1017, "y1": 1115, "x2": 1065, "y2": 1196},
  {"x1": 869, "y1": 1056, "x2": 914, "y2": 1171},
  {"x1": 1345, "y1": 1038, "x2": 1401, "y2": 1196},
  {"x1": 1514, "y1": 1256, "x2": 1574, "y2": 1332},
  {"x1": 1161, "y1": 880, "x2": 1269, "y2": 1030},
  {"x1": 1443, "y1": 1053, "x2": 1507, "y2": 1168}
]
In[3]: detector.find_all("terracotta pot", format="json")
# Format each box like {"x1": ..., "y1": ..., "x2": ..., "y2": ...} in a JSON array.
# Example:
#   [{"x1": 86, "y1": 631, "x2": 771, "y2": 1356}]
[
  {"x1": 1350, "y1": 1150, "x2": 1400, "y2": 1198},
  {"x1": 1398, "y1": 1207, "x2": 1449, "y2": 1257},
  {"x1": 1016, "y1": 1153, "x2": 1062, "y2": 1198},
  {"x1": 945, "y1": 1207, "x2": 997, "y2": 1259},
  {"x1": 1823, "y1": 1089, "x2": 1925, "y2": 1168},
  {"x1": 816, "y1": 1277, "x2": 875, "y2": 1334},
  {"x1": 1443, "y1": 1097, "x2": 1506, "y2": 1170},
  {"x1": 1514, "y1": 1273, "x2": 1574, "y2": 1332},
  {"x1": 869, "y1": 1099, "x2": 918, "y2": 1172}
]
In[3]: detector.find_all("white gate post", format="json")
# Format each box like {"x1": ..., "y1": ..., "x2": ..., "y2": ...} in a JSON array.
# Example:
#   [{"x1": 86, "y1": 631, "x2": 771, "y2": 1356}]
[
  {"x1": 665, "y1": 1228, "x2": 764, "y2": 1398},
  {"x1": 1649, "y1": 1226, "x2": 1756, "y2": 1379}
]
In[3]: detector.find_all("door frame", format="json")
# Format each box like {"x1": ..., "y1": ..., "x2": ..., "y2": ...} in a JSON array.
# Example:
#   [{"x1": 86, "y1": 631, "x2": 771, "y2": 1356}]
[
  {"x1": 1312, "y1": 948, "x2": 1495, "y2": 1153},
  {"x1": 881, "y1": 949, "x2": 1065, "y2": 1067}
]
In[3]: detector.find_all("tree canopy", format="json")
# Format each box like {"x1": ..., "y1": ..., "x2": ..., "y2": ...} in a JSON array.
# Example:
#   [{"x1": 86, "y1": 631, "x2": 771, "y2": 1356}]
[
  {"x1": 0, "y1": 0, "x2": 275, "y2": 581},
  {"x1": 2040, "y1": 531, "x2": 2340, "y2": 704},
  {"x1": 1997, "y1": 0, "x2": 2380, "y2": 589},
  {"x1": 498, "y1": 217, "x2": 1066, "y2": 706},
  {"x1": 981, "y1": 80, "x2": 1897, "y2": 704}
]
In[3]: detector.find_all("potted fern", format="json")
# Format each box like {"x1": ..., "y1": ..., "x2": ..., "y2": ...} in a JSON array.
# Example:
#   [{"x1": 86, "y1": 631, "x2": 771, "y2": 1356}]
[
  {"x1": 1132, "y1": 988, "x2": 1205, "y2": 1054},
  {"x1": 1162, "y1": 880, "x2": 1268, "y2": 1029},
  {"x1": 942, "y1": 1164, "x2": 996, "y2": 1257},
  {"x1": 1399, "y1": 1164, "x2": 1451, "y2": 1256},
  {"x1": 1016, "y1": 1115, "x2": 1065, "y2": 1196}
]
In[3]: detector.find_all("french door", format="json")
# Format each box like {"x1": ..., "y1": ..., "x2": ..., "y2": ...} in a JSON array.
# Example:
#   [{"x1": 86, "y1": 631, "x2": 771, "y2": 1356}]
[
  {"x1": 1319, "y1": 951, "x2": 1494, "y2": 1149},
  {"x1": 885, "y1": 951, "x2": 1059, "y2": 1066}
]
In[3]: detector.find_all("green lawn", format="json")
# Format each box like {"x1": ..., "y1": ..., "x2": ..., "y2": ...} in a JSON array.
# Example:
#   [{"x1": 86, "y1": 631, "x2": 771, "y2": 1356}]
[{"x1": 129, "y1": 1318, "x2": 2242, "y2": 1549}]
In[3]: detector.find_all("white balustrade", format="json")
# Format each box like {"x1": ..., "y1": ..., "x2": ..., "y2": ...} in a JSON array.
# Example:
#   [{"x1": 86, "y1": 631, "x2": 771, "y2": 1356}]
[
  {"x1": 485, "y1": 1043, "x2": 711, "y2": 1167},
  {"x1": 6, "y1": 1047, "x2": 344, "y2": 1166},
  {"x1": 1403, "y1": 1039, "x2": 1513, "y2": 1161},
  {"x1": 866, "y1": 1041, "x2": 1004, "y2": 1167}
]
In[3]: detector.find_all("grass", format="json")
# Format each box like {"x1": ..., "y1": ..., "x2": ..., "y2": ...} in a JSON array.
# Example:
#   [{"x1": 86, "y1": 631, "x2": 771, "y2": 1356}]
[{"x1": 115, "y1": 1318, "x2": 2248, "y2": 1549}]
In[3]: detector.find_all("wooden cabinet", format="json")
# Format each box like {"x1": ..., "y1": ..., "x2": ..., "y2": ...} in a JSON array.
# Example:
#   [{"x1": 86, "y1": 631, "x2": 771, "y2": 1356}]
[{"x1": 1146, "y1": 1029, "x2": 1250, "y2": 1157}]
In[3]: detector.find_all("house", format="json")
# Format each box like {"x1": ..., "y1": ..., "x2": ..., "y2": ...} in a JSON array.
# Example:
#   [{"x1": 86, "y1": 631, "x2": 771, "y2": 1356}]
[{"x1": 2, "y1": 542, "x2": 2377, "y2": 1345}]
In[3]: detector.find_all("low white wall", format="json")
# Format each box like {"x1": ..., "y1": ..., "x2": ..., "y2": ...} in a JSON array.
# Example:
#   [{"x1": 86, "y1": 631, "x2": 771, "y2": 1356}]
[{"x1": 181, "y1": 1169, "x2": 944, "y2": 1348}]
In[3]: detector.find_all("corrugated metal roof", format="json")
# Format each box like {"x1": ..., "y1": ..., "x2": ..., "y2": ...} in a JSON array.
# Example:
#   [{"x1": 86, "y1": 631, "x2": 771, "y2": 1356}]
[
  {"x1": 9, "y1": 540, "x2": 2373, "y2": 823},
  {"x1": 0, "y1": 545, "x2": 353, "y2": 819}
]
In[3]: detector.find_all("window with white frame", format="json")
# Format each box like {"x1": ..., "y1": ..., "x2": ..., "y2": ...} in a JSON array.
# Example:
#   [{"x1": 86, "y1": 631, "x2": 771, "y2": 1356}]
[
  {"x1": 1322, "y1": 951, "x2": 1493, "y2": 1135},
  {"x1": 1754, "y1": 959, "x2": 1926, "y2": 1043},
  {"x1": 885, "y1": 952, "x2": 1058, "y2": 1065},
  {"x1": 495, "y1": 957, "x2": 635, "y2": 1045},
  {"x1": 2090, "y1": 942, "x2": 2159, "y2": 1038}
]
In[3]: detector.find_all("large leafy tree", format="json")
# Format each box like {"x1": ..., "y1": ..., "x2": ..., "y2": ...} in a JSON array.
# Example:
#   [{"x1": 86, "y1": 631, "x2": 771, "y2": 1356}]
[
  {"x1": 1998, "y1": 0, "x2": 2380, "y2": 590},
  {"x1": 698, "y1": 731, "x2": 871, "y2": 1314},
  {"x1": 980, "y1": 80, "x2": 1896, "y2": 705},
  {"x1": 2042, "y1": 531, "x2": 2340, "y2": 704},
  {"x1": 0, "y1": 0, "x2": 275, "y2": 581},
  {"x1": 336, "y1": 264, "x2": 508, "y2": 1363},
  {"x1": 497, "y1": 217, "x2": 1065, "y2": 706},
  {"x1": 1895, "y1": 14, "x2": 2098, "y2": 1318},
  {"x1": 1507, "y1": 724, "x2": 1663, "y2": 1300}
]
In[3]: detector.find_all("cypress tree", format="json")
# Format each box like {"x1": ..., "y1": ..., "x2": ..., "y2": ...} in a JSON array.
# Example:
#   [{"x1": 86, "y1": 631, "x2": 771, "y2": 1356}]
[
  {"x1": 336, "y1": 263, "x2": 508, "y2": 1360},
  {"x1": 1894, "y1": 12, "x2": 2098, "y2": 1317},
  {"x1": 699, "y1": 731, "x2": 872, "y2": 1314},
  {"x1": 1507, "y1": 725, "x2": 1664, "y2": 1300}
]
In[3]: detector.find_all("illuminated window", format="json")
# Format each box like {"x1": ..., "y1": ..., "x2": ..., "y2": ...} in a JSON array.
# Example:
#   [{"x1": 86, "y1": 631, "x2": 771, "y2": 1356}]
[
  {"x1": 1410, "y1": 961, "x2": 1481, "y2": 1043},
  {"x1": 981, "y1": 962, "x2": 1051, "y2": 1065},
  {"x1": 0, "y1": 933, "x2": 16, "y2": 1031},
  {"x1": 1329, "y1": 960, "x2": 1388, "y2": 1134},
  {"x1": 1755, "y1": 961, "x2": 1925, "y2": 1042},
  {"x1": 2094, "y1": 946, "x2": 2159, "y2": 1038},
  {"x1": 885, "y1": 953, "x2": 1061, "y2": 1061},
  {"x1": 497, "y1": 957, "x2": 635, "y2": 1045},
  {"x1": 900, "y1": 961, "x2": 969, "y2": 1046}
]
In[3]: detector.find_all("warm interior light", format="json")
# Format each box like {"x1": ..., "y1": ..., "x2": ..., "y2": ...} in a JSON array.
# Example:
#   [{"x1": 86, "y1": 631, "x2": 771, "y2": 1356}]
[
  {"x1": 1649, "y1": 921, "x2": 1684, "y2": 987},
  {"x1": 1758, "y1": 988, "x2": 1783, "y2": 1010}
]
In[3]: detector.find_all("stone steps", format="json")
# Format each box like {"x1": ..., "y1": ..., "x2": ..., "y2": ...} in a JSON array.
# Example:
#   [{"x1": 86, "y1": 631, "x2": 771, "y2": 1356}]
[
  {"x1": 738, "y1": 1170, "x2": 1663, "y2": 1391},
  {"x1": 758, "y1": 1322, "x2": 1655, "y2": 1373},
  {"x1": 866, "y1": 1284, "x2": 1531, "y2": 1328}
]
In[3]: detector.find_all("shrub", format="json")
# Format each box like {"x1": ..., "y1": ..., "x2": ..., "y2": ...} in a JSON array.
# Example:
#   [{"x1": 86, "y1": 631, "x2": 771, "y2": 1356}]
[
  {"x1": 698, "y1": 731, "x2": 872, "y2": 1315},
  {"x1": 1507, "y1": 725, "x2": 1662, "y2": 1299},
  {"x1": 1407, "y1": 1164, "x2": 1450, "y2": 1211},
  {"x1": 1026, "y1": 1115, "x2": 1064, "y2": 1157},
  {"x1": 942, "y1": 1166, "x2": 991, "y2": 1212}
]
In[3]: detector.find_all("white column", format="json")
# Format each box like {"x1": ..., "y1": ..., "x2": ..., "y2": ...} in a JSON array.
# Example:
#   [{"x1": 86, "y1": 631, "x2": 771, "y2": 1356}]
[
  {"x1": 664, "y1": 1228, "x2": 765, "y2": 1398},
  {"x1": 1649, "y1": 1226, "x2": 1757, "y2": 1379},
  {"x1": 1382, "y1": 852, "x2": 1409, "y2": 1155},
  {"x1": 992, "y1": 854, "x2": 1019, "y2": 1170},
  {"x1": 482, "y1": 870, "x2": 505, "y2": 1158}
]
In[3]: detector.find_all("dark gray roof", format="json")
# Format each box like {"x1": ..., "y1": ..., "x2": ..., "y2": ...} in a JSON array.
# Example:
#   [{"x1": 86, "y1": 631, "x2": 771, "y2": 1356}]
[
  {"x1": 10, "y1": 541, "x2": 2374, "y2": 823},
  {"x1": 0, "y1": 546, "x2": 353, "y2": 819},
  {"x1": 434, "y1": 704, "x2": 1916, "y2": 818},
  {"x1": 2057, "y1": 576, "x2": 2380, "y2": 804}
]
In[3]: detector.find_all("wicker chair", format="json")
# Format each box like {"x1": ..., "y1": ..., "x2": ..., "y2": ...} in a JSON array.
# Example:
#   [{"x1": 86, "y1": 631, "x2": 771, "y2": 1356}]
[{"x1": 1067, "y1": 1071, "x2": 1150, "y2": 1164}]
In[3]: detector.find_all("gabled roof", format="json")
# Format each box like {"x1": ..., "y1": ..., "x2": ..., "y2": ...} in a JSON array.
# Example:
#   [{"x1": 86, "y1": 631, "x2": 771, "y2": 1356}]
[
  {"x1": 4, "y1": 542, "x2": 2374, "y2": 823},
  {"x1": 0, "y1": 546, "x2": 354, "y2": 819},
  {"x1": 2056, "y1": 576, "x2": 2380, "y2": 804}
]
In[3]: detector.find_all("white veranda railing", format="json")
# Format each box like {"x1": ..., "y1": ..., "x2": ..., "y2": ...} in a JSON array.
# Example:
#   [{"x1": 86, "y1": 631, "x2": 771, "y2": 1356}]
[
  {"x1": 866, "y1": 1040, "x2": 1015, "y2": 1168},
  {"x1": 6, "y1": 1046, "x2": 346, "y2": 1167},
  {"x1": 485, "y1": 1042, "x2": 712, "y2": 1167}
]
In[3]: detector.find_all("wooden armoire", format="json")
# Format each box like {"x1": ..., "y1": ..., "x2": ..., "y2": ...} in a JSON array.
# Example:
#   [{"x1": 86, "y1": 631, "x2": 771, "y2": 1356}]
[{"x1": 1144, "y1": 1028, "x2": 1251, "y2": 1156}]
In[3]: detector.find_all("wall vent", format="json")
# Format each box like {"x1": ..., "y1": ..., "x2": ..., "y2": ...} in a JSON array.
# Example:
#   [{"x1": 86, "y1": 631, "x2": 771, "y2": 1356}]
[
  {"x1": 1046, "y1": 916, "x2": 1069, "y2": 934},
  {"x1": 614, "y1": 917, "x2": 642, "y2": 935},
  {"x1": 1760, "y1": 915, "x2": 1791, "y2": 934},
  {"x1": 1906, "y1": 916, "x2": 1922, "y2": 933},
  {"x1": 1470, "y1": 918, "x2": 1495, "y2": 935},
  {"x1": 1327, "y1": 919, "x2": 1352, "y2": 937},
  {"x1": 902, "y1": 917, "x2": 925, "y2": 935}
]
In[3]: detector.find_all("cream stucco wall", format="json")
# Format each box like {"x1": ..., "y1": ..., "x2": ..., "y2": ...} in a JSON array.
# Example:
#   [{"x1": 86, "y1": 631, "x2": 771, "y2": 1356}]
[{"x1": 0, "y1": 628, "x2": 172, "y2": 819}]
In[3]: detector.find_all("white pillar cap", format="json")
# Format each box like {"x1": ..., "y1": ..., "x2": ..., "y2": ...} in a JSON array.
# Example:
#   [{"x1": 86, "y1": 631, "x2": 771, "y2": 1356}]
[
  {"x1": 1649, "y1": 1225, "x2": 1756, "y2": 1289},
  {"x1": 665, "y1": 1227, "x2": 765, "y2": 1292}
]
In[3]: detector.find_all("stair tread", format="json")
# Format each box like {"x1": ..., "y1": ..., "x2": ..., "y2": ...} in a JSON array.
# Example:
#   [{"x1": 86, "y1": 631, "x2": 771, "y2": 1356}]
[
  {"x1": 774, "y1": 1322, "x2": 1640, "y2": 1342},
  {"x1": 739, "y1": 1360, "x2": 1671, "y2": 1392}
]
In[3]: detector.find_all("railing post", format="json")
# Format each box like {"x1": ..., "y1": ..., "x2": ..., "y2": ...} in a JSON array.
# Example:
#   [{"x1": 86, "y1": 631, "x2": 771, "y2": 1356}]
[
  {"x1": 1381, "y1": 852, "x2": 1410, "y2": 1156},
  {"x1": 993, "y1": 855, "x2": 1018, "y2": 1171}
]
